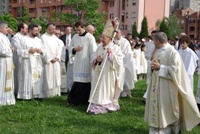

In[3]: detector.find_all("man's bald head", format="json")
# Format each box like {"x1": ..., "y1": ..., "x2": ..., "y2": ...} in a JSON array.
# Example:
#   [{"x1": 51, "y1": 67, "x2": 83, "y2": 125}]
[
  {"x1": 86, "y1": 24, "x2": 95, "y2": 35},
  {"x1": 179, "y1": 32, "x2": 186, "y2": 38}
]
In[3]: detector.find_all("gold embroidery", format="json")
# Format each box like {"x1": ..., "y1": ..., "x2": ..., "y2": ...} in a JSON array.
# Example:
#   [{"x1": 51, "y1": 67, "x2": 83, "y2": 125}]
[
  {"x1": 5, "y1": 87, "x2": 11, "y2": 92},
  {"x1": 7, "y1": 71, "x2": 12, "y2": 80},
  {"x1": 33, "y1": 72, "x2": 37, "y2": 79}
]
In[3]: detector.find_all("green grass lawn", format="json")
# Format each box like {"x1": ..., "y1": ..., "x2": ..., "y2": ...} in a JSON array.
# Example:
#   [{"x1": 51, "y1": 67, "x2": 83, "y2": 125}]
[{"x1": 0, "y1": 74, "x2": 200, "y2": 134}]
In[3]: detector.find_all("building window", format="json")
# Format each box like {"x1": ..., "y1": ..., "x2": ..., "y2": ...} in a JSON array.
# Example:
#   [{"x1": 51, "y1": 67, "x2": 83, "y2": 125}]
[
  {"x1": 125, "y1": 25, "x2": 127, "y2": 30},
  {"x1": 132, "y1": 12, "x2": 136, "y2": 18},
  {"x1": 122, "y1": 0, "x2": 125, "y2": 10},
  {"x1": 110, "y1": 14, "x2": 112, "y2": 19},
  {"x1": 110, "y1": 1, "x2": 114, "y2": 7},
  {"x1": 126, "y1": 0, "x2": 129, "y2": 6},
  {"x1": 189, "y1": 26, "x2": 195, "y2": 31},
  {"x1": 126, "y1": 12, "x2": 128, "y2": 19},
  {"x1": 122, "y1": 13, "x2": 125, "y2": 22},
  {"x1": 121, "y1": 25, "x2": 124, "y2": 30},
  {"x1": 112, "y1": 13, "x2": 114, "y2": 19},
  {"x1": 132, "y1": 0, "x2": 136, "y2": 5},
  {"x1": 40, "y1": 0, "x2": 43, "y2": 3}
]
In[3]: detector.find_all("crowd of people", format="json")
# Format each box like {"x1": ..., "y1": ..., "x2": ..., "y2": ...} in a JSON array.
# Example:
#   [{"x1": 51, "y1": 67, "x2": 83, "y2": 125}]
[{"x1": 1, "y1": 19, "x2": 200, "y2": 133}]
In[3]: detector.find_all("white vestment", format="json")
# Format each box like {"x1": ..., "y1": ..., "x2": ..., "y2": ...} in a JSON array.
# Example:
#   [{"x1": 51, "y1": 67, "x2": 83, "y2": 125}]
[
  {"x1": 58, "y1": 39, "x2": 67, "y2": 93},
  {"x1": 115, "y1": 37, "x2": 137, "y2": 96},
  {"x1": 69, "y1": 33, "x2": 97, "y2": 83},
  {"x1": 88, "y1": 42, "x2": 124, "y2": 114},
  {"x1": 145, "y1": 45, "x2": 200, "y2": 132},
  {"x1": 11, "y1": 32, "x2": 26, "y2": 94},
  {"x1": 133, "y1": 48, "x2": 142, "y2": 74},
  {"x1": 17, "y1": 35, "x2": 44, "y2": 99},
  {"x1": 0, "y1": 33, "x2": 15, "y2": 106},
  {"x1": 41, "y1": 32, "x2": 61, "y2": 98},
  {"x1": 178, "y1": 47, "x2": 198, "y2": 90}
]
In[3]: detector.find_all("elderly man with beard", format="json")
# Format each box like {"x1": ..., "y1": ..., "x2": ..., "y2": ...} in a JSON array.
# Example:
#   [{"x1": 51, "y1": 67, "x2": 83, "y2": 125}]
[
  {"x1": 17, "y1": 24, "x2": 44, "y2": 99},
  {"x1": 87, "y1": 20, "x2": 124, "y2": 114}
]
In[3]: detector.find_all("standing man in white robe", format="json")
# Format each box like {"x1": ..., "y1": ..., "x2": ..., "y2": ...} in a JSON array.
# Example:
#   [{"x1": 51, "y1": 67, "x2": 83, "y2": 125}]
[
  {"x1": 41, "y1": 23, "x2": 61, "y2": 98},
  {"x1": 67, "y1": 22, "x2": 97, "y2": 105},
  {"x1": 145, "y1": 32, "x2": 200, "y2": 133},
  {"x1": 11, "y1": 23, "x2": 28, "y2": 94},
  {"x1": 114, "y1": 29, "x2": 137, "y2": 98},
  {"x1": 0, "y1": 21, "x2": 15, "y2": 106},
  {"x1": 54, "y1": 28, "x2": 67, "y2": 93},
  {"x1": 178, "y1": 35, "x2": 198, "y2": 90},
  {"x1": 87, "y1": 19, "x2": 124, "y2": 114},
  {"x1": 17, "y1": 24, "x2": 44, "y2": 99}
]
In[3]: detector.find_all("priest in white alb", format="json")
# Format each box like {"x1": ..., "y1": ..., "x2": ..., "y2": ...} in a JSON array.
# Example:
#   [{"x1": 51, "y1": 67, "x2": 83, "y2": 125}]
[
  {"x1": 114, "y1": 29, "x2": 137, "y2": 98},
  {"x1": 145, "y1": 32, "x2": 200, "y2": 133},
  {"x1": 41, "y1": 23, "x2": 61, "y2": 98},
  {"x1": 17, "y1": 24, "x2": 44, "y2": 99},
  {"x1": 87, "y1": 19, "x2": 124, "y2": 114},
  {"x1": 11, "y1": 23, "x2": 28, "y2": 94},
  {"x1": 67, "y1": 22, "x2": 97, "y2": 105},
  {"x1": 0, "y1": 22, "x2": 15, "y2": 106}
]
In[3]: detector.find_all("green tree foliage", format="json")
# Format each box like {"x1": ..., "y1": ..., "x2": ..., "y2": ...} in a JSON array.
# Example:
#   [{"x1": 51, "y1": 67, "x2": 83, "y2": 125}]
[
  {"x1": 59, "y1": 0, "x2": 106, "y2": 39},
  {"x1": 159, "y1": 17, "x2": 170, "y2": 39},
  {"x1": 17, "y1": 6, "x2": 32, "y2": 23},
  {"x1": 132, "y1": 22, "x2": 138, "y2": 38},
  {"x1": 139, "y1": 16, "x2": 148, "y2": 38},
  {"x1": 168, "y1": 15, "x2": 182, "y2": 39},
  {"x1": 0, "y1": 13, "x2": 18, "y2": 32}
]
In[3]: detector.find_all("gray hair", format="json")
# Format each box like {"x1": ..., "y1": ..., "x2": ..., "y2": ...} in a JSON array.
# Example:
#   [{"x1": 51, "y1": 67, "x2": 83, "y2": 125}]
[
  {"x1": 154, "y1": 32, "x2": 168, "y2": 44},
  {"x1": 0, "y1": 21, "x2": 8, "y2": 28}
]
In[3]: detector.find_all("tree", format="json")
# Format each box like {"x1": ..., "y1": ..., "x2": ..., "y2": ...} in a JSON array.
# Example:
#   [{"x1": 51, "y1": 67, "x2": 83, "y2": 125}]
[
  {"x1": 58, "y1": 0, "x2": 106, "y2": 39},
  {"x1": 139, "y1": 16, "x2": 148, "y2": 38},
  {"x1": 159, "y1": 17, "x2": 170, "y2": 39},
  {"x1": 168, "y1": 15, "x2": 182, "y2": 39},
  {"x1": 17, "y1": 6, "x2": 32, "y2": 23},
  {"x1": 0, "y1": 13, "x2": 18, "y2": 32},
  {"x1": 132, "y1": 22, "x2": 138, "y2": 38}
]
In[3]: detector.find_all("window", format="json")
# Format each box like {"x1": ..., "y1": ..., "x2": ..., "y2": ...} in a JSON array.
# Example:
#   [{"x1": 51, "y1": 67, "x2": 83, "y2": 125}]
[
  {"x1": 112, "y1": 13, "x2": 114, "y2": 19},
  {"x1": 122, "y1": 0, "x2": 125, "y2": 10},
  {"x1": 110, "y1": 14, "x2": 112, "y2": 19},
  {"x1": 110, "y1": 1, "x2": 114, "y2": 7},
  {"x1": 132, "y1": 12, "x2": 136, "y2": 18},
  {"x1": 126, "y1": 12, "x2": 128, "y2": 19},
  {"x1": 126, "y1": 0, "x2": 129, "y2": 6},
  {"x1": 189, "y1": 26, "x2": 195, "y2": 31},
  {"x1": 125, "y1": 25, "x2": 127, "y2": 30},
  {"x1": 122, "y1": 13, "x2": 125, "y2": 22},
  {"x1": 121, "y1": 25, "x2": 124, "y2": 30},
  {"x1": 132, "y1": 0, "x2": 136, "y2": 5}
]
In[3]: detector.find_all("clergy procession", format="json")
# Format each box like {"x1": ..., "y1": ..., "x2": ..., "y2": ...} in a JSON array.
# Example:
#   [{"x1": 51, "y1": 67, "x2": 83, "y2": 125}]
[{"x1": 1, "y1": 17, "x2": 200, "y2": 133}]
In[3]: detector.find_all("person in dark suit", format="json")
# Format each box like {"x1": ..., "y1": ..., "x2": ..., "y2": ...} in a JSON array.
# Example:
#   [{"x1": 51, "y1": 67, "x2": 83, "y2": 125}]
[{"x1": 59, "y1": 26, "x2": 73, "y2": 67}]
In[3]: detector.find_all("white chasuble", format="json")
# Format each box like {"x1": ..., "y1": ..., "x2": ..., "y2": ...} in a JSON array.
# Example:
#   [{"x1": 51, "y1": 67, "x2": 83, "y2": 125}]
[
  {"x1": 89, "y1": 42, "x2": 124, "y2": 105},
  {"x1": 145, "y1": 45, "x2": 200, "y2": 131}
]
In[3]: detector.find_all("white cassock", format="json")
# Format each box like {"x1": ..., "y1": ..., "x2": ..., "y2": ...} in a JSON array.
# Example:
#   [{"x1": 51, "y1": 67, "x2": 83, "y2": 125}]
[
  {"x1": 115, "y1": 37, "x2": 137, "y2": 97},
  {"x1": 178, "y1": 47, "x2": 198, "y2": 90},
  {"x1": 17, "y1": 35, "x2": 44, "y2": 99},
  {"x1": 88, "y1": 42, "x2": 124, "y2": 114},
  {"x1": 11, "y1": 32, "x2": 26, "y2": 94},
  {"x1": 58, "y1": 39, "x2": 67, "y2": 93},
  {"x1": 0, "y1": 32, "x2": 15, "y2": 106},
  {"x1": 41, "y1": 33, "x2": 61, "y2": 98}
]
